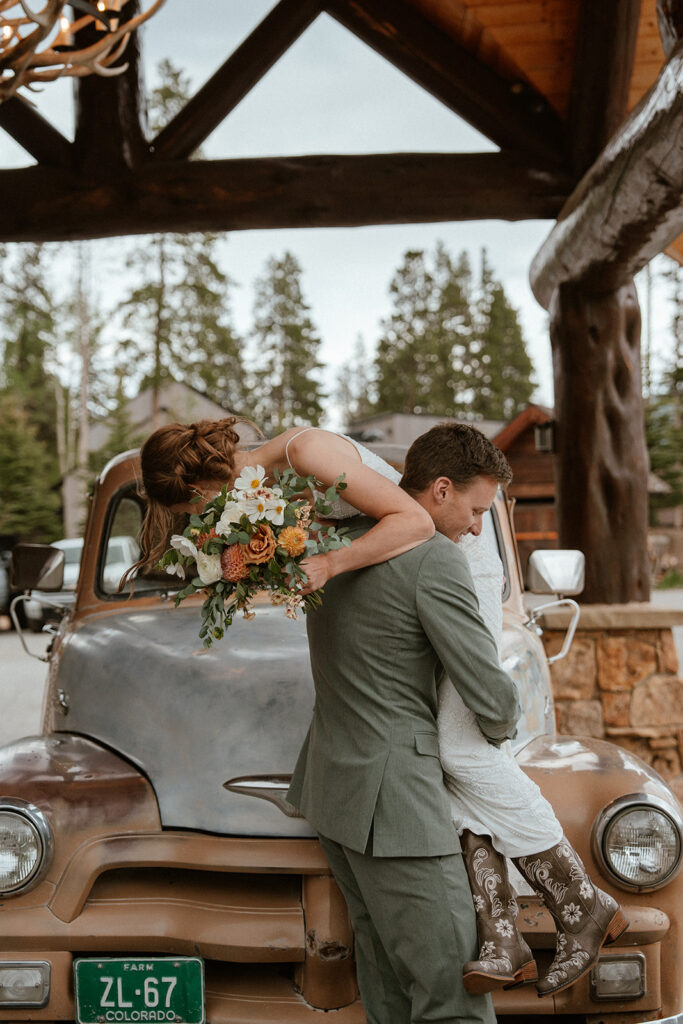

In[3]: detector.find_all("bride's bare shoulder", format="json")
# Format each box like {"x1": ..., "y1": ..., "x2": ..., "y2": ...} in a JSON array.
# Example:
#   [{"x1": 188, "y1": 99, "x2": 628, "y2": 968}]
[
  {"x1": 254, "y1": 426, "x2": 310, "y2": 458},
  {"x1": 266, "y1": 428, "x2": 357, "y2": 477},
  {"x1": 286, "y1": 428, "x2": 358, "y2": 460}
]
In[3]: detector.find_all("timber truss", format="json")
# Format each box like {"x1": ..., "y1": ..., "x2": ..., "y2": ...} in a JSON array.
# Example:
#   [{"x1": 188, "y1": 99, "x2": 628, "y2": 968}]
[{"x1": 0, "y1": 0, "x2": 682, "y2": 307}]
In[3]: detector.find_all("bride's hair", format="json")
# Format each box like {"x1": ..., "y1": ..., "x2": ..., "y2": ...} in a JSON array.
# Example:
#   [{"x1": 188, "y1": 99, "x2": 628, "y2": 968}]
[{"x1": 123, "y1": 417, "x2": 255, "y2": 586}]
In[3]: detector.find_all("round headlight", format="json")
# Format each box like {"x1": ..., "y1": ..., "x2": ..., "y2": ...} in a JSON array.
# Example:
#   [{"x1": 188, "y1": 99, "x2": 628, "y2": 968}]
[
  {"x1": 0, "y1": 800, "x2": 53, "y2": 895},
  {"x1": 592, "y1": 794, "x2": 683, "y2": 892}
]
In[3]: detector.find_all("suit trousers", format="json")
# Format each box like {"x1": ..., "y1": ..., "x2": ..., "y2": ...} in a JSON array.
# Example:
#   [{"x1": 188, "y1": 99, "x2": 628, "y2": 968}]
[{"x1": 318, "y1": 833, "x2": 496, "y2": 1024}]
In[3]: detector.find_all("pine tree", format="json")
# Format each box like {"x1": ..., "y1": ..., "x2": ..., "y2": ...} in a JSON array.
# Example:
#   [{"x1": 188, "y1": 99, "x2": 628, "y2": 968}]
[
  {"x1": 374, "y1": 250, "x2": 436, "y2": 414},
  {"x1": 119, "y1": 231, "x2": 244, "y2": 410},
  {"x1": 433, "y1": 244, "x2": 474, "y2": 414},
  {"x1": 646, "y1": 264, "x2": 683, "y2": 525},
  {"x1": 250, "y1": 252, "x2": 325, "y2": 435},
  {"x1": 0, "y1": 394, "x2": 62, "y2": 543},
  {"x1": 337, "y1": 336, "x2": 374, "y2": 428},
  {"x1": 51, "y1": 242, "x2": 107, "y2": 534},
  {"x1": 89, "y1": 381, "x2": 146, "y2": 479},
  {"x1": 115, "y1": 61, "x2": 244, "y2": 418},
  {"x1": 0, "y1": 243, "x2": 60, "y2": 448},
  {"x1": 373, "y1": 243, "x2": 535, "y2": 421},
  {"x1": 468, "y1": 249, "x2": 535, "y2": 420}
]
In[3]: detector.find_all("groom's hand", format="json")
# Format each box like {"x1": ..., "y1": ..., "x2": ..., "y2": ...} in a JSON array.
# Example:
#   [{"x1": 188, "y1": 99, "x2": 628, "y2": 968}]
[{"x1": 296, "y1": 553, "x2": 332, "y2": 596}]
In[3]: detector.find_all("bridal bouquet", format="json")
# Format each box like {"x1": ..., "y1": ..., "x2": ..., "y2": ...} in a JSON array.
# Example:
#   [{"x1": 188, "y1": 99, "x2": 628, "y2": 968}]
[{"x1": 156, "y1": 465, "x2": 351, "y2": 647}]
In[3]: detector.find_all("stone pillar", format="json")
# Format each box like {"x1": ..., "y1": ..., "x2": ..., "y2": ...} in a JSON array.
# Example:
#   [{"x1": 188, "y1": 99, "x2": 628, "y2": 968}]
[{"x1": 539, "y1": 604, "x2": 683, "y2": 800}]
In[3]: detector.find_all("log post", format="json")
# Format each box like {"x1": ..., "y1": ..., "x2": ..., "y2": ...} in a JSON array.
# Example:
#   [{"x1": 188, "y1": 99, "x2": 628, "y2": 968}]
[{"x1": 549, "y1": 281, "x2": 650, "y2": 603}]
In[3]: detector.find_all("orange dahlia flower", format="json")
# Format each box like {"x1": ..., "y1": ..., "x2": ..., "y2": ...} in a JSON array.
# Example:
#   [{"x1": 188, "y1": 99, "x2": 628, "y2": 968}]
[{"x1": 278, "y1": 526, "x2": 307, "y2": 557}]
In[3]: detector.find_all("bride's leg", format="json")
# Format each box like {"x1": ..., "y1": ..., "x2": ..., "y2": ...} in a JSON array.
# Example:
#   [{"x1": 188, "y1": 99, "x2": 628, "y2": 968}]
[
  {"x1": 460, "y1": 829, "x2": 538, "y2": 995},
  {"x1": 513, "y1": 838, "x2": 628, "y2": 997}
]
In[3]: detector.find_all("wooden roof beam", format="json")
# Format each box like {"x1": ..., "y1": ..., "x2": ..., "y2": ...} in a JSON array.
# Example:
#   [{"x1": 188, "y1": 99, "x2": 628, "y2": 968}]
[
  {"x1": 0, "y1": 152, "x2": 573, "y2": 242},
  {"x1": 72, "y1": 1, "x2": 149, "y2": 175},
  {"x1": 151, "y1": 0, "x2": 322, "y2": 162},
  {"x1": 0, "y1": 96, "x2": 72, "y2": 167},
  {"x1": 323, "y1": 0, "x2": 566, "y2": 166},
  {"x1": 530, "y1": 38, "x2": 683, "y2": 310},
  {"x1": 568, "y1": 0, "x2": 642, "y2": 176}
]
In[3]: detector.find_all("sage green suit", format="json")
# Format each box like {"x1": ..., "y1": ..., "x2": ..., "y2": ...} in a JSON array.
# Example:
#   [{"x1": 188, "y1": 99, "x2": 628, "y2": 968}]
[{"x1": 288, "y1": 520, "x2": 521, "y2": 1023}]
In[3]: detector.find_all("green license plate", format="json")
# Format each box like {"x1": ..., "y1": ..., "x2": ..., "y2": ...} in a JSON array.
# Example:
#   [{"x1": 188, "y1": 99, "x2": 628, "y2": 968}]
[{"x1": 74, "y1": 957, "x2": 204, "y2": 1024}]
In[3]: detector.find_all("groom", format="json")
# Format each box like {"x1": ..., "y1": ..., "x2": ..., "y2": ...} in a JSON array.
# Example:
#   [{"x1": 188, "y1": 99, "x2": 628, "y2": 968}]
[{"x1": 288, "y1": 423, "x2": 518, "y2": 1024}]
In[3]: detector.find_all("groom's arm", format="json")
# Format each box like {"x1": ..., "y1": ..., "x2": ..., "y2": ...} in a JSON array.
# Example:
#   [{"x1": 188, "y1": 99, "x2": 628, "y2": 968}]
[{"x1": 416, "y1": 540, "x2": 521, "y2": 744}]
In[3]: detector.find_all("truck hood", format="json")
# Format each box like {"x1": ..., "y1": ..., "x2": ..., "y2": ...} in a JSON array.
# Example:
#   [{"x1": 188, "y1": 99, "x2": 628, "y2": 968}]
[
  {"x1": 53, "y1": 601, "x2": 317, "y2": 837},
  {"x1": 52, "y1": 600, "x2": 558, "y2": 837}
]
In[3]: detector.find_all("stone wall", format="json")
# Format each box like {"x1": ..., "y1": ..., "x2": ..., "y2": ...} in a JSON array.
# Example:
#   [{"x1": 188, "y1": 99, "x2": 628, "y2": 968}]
[{"x1": 538, "y1": 604, "x2": 683, "y2": 802}]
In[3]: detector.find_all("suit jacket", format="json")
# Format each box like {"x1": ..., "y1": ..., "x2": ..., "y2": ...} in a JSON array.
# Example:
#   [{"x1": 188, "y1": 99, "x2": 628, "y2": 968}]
[{"x1": 288, "y1": 518, "x2": 521, "y2": 857}]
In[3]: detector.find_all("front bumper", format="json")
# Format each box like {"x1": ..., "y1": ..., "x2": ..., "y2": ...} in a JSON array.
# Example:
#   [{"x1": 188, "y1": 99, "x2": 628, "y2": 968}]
[{"x1": 0, "y1": 896, "x2": 675, "y2": 1022}]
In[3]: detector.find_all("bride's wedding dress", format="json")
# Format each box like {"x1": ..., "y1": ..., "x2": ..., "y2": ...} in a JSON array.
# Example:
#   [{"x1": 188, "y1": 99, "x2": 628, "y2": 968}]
[{"x1": 438, "y1": 527, "x2": 562, "y2": 858}]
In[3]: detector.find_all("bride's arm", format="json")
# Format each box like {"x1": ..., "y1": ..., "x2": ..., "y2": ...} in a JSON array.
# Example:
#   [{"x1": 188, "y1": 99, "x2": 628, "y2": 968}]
[{"x1": 287, "y1": 429, "x2": 434, "y2": 594}]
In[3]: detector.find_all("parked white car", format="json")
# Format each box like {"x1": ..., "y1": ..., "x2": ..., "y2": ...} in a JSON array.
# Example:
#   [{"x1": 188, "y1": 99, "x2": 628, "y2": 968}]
[{"x1": 23, "y1": 535, "x2": 139, "y2": 631}]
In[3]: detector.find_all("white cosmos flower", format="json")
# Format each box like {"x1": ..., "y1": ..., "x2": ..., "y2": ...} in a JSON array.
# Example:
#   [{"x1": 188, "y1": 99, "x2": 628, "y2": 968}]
[
  {"x1": 234, "y1": 465, "x2": 266, "y2": 493},
  {"x1": 243, "y1": 496, "x2": 270, "y2": 523},
  {"x1": 264, "y1": 496, "x2": 286, "y2": 525},
  {"x1": 170, "y1": 534, "x2": 198, "y2": 559},
  {"x1": 165, "y1": 561, "x2": 186, "y2": 579},
  {"x1": 196, "y1": 551, "x2": 222, "y2": 585}
]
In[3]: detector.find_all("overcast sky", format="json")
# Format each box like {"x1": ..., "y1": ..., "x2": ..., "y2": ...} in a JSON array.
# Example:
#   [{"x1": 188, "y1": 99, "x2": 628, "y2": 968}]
[{"x1": 1, "y1": 0, "x2": 675, "y2": 426}]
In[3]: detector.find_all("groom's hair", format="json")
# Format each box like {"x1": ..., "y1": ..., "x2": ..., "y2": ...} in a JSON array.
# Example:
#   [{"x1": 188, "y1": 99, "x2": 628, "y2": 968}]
[{"x1": 400, "y1": 423, "x2": 512, "y2": 496}]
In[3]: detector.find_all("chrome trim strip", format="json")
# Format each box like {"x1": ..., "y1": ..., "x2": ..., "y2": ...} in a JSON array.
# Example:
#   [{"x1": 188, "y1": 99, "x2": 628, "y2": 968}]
[{"x1": 223, "y1": 776, "x2": 303, "y2": 818}]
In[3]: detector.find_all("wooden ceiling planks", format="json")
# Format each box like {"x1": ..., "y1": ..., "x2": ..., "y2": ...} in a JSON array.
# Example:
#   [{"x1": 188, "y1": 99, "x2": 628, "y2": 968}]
[
  {"x1": 408, "y1": 0, "x2": 683, "y2": 267},
  {"x1": 409, "y1": 0, "x2": 666, "y2": 118}
]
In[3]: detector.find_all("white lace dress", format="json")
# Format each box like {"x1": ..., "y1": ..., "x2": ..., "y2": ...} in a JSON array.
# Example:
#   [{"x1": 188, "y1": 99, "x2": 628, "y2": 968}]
[
  {"x1": 438, "y1": 529, "x2": 562, "y2": 857},
  {"x1": 287, "y1": 431, "x2": 563, "y2": 858}
]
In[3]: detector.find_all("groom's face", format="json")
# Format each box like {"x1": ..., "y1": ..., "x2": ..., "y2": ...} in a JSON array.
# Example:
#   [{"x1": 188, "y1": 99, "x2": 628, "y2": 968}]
[{"x1": 431, "y1": 474, "x2": 498, "y2": 543}]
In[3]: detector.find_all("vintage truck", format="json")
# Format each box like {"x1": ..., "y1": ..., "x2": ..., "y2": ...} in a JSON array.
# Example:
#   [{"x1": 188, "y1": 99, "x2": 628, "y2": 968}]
[{"x1": 3, "y1": 445, "x2": 682, "y2": 1024}]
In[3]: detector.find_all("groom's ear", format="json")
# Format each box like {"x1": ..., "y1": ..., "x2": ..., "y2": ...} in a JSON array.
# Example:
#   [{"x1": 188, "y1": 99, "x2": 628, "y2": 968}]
[{"x1": 432, "y1": 476, "x2": 452, "y2": 503}]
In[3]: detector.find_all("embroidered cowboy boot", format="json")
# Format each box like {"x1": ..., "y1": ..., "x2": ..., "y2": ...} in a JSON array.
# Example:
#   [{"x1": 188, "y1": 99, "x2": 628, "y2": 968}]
[
  {"x1": 514, "y1": 838, "x2": 628, "y2": 997},
  {"x1": 460, "y1": 829, "x2": 538, "y2": 995}
]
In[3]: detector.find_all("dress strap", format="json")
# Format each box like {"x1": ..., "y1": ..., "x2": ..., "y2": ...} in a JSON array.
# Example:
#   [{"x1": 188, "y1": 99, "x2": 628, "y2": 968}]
[{"x1": 284, "y1": 427, "x2": 317, "y2": 473}]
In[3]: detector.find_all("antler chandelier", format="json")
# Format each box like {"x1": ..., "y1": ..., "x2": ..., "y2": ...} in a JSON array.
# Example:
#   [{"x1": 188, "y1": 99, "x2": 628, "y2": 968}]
[{"x1": 0, "y1": 0, "x2": 166, "y2": 102}]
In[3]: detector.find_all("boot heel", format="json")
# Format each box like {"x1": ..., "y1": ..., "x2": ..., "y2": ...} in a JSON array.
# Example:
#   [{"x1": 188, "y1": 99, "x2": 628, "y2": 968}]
[
  {"x1": 503, "y1": 959, "x2": 538, "y2": 990},
  {"x1": 604, "y1": 908, "x2": 628, "y2": 944}
]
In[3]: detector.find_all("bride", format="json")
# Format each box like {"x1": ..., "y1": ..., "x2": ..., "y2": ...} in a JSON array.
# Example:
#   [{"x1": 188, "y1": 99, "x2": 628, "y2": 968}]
[{"x1": 134, "y1": 416, "x2": 626, "y2": 999}]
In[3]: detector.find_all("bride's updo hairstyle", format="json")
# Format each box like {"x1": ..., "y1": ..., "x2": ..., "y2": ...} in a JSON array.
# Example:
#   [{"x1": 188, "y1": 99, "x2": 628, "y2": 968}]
[
  {"x1": 141, "y1": 417, "x2": 241, "y2": 508},
  {"x1": 125, "y1": 417, "x2": 247, "y2": 585}
]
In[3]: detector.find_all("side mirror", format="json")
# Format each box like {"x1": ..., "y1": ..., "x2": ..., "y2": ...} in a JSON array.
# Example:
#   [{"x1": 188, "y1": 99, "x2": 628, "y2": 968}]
[
  {"x1": 10, "y1": 544, "x2": 65, "y2": 592},
  {"x1": 526, "y1": 549, "x2": 585, "y2": 596}
]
